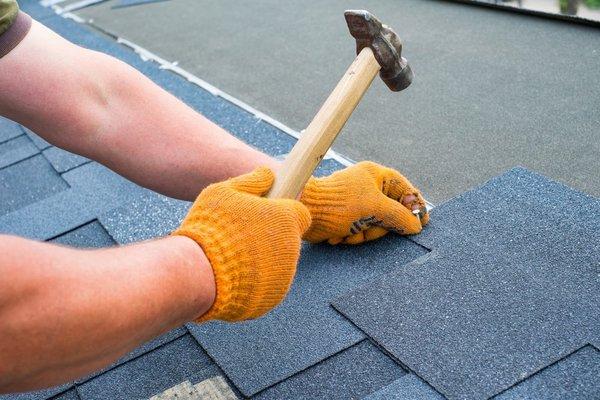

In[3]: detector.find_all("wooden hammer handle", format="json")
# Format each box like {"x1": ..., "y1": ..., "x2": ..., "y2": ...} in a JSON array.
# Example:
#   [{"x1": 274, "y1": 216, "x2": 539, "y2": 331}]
[{"x1": 267, "y1": 47, "x2": 380, "y2": 199}]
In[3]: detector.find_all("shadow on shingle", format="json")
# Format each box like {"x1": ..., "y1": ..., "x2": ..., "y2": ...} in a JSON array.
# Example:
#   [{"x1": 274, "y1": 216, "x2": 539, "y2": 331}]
[{"x1": 49, "y1": 220, "x2": 116, "y2": 248}]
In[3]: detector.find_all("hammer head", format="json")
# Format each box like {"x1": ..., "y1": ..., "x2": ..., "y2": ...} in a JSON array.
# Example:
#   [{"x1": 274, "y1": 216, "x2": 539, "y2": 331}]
[{"x1": 344, "y1": 10, "x2": 413, "y2": 92}]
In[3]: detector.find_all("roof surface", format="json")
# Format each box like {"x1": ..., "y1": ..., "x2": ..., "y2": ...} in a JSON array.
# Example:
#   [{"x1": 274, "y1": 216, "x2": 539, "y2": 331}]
[
  {"x1": 1, "y1": 1, "x2": 598, "y2": 399},
  {"x1": 74, "y1": 0, "x2": 600, "y2": 204}
]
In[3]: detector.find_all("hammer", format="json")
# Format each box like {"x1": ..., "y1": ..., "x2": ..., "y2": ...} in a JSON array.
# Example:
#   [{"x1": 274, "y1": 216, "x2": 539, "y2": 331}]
[{"x1": 267, "y1": 10, "x2": 416, "y2": 209}]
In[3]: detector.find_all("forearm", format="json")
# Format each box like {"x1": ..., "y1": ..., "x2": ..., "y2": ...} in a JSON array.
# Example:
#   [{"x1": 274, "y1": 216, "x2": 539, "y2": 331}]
[
  {"x1": 80, "y1": 54, "x2": 279, "y2": 200},
  {"x1": 0, "y1": 20, "x2": 278, "y2": 200},
  {"x1": 0, "y1": 235, "x2": 214, "y2": 393}
]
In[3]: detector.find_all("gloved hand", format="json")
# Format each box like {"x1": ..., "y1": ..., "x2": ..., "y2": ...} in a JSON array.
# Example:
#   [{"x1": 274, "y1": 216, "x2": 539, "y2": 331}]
[
  {"x1": 300, "y1": 161, "x2": 428, "y2": 245},
  {"x1": 173, "y1": 167, "x2": 311, "y2": 322}
]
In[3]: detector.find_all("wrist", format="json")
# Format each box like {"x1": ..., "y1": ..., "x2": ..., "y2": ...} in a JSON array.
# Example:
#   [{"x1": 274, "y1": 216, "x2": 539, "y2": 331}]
[{"x1": 166, "y1": 235, "x2": 216, "y2": 322}]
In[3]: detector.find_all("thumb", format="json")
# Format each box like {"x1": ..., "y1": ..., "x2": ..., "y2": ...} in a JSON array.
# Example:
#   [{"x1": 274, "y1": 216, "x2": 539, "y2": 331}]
[
  {"x1": 373, "y1": 194, "x2": 422, "y2": 235},
  {"x1": 278, "y1": 199, "x2": 312, "y2": 235},
  {"x1": 226, "y1": 166, "x2": 274, "y2": 196}
]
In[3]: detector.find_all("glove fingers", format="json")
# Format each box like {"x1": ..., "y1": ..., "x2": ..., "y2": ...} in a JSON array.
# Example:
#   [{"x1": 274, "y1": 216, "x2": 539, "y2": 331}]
[
  {"x1": 277, "y1": 199, "x2": 312, "y2": 235},
  {"x1": 343, "y1": 231, "x2": 366, "y2": 245},
  {"x1": 344, "y1": 227, "x2": 389, "y2": 245},
  {"x1": 328, "y1": 237, "x2": 344, "y2": 245},
  {"x1": 226, "y1": 166, "x2": 274, "y2": 196},
  {"x1": 380, "y1": 167, "x2": 426, "y2": 209},
  {"x1": 364, "y1": 226, "x2": 389, "y2": 241},
  {"x1": 327, "y1": 227, "x2": 388, "y2": 245},
  {"x1": 374, "y1": 195, "x2": 422, "y2": 235}
]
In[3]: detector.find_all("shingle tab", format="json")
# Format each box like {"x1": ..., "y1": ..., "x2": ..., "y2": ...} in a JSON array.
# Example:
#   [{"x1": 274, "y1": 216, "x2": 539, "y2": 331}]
[
  {"x1": 96, "y1": 178, "x2": 425, "y2": 398},
  {"x1": 0, "y1": 384, "x2": 74, "y2": 400},
  {"x1": 49, "y1": 220, "x2": 115, "y2": 248},
  {"x1": 0, "y1": 155, "x2": 69, "y2": 216},
  {"x1": 0, "y1": 136, "x2": 38, "y2": 169},
  {"x1": 362, "y1": 374, "x2": 444, "y2": 400},
  {"x1": 76, "y1": 335, "x2": 220, "y2": 400},
  {"x1": 0, "y1": 162, "x2": 148, "y2": 240},
  {"x1": 0, "y1": 117, "x2": 25, "y2": 144},
  {"x1": 21, "y1": 127, "x2": 52, "y2": 151},
  {"x1": 99, "y1": 192, "x2": 189, "y2": 245},
  {"x1": 48, "y1": 389, "x2": 80, "y2": 400},
  {"x1": 188, "y1": 236, "x2": 428, "y2": 396},
  {"x1": 75, "y1": 327, "x2": 187, "y2": 384},
  {"x1": 42, "y1": 147, "x2": 90, "y2": 174},
  {"x1": 333, "y1": 167, "x2": 600, "y2": 400},
  {"x1": 253, "y1": 340, "x2": 405, "y2": 400},
  {"x1": 496, "y1": 346, "x2": 600, "y2": 400}
]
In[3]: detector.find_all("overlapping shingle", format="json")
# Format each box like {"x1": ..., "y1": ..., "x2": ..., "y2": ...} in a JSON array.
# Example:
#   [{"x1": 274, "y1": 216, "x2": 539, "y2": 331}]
[
  {"x1": 76, "y1": 335, "x2": 220, "y2": 400},
  {"x1": 0, "y1": 155, "x2": 69, "y2": 216},
  {"x1": 0, "y1": 162, "x2": 151, "y2": 240},
  {"x1": 0, "y1": 136, "x2": 38, "y2": 169},
  {"x1": 21, "y1": 127, "x2": 51, "y2": 151},
  {"x1": 363, "y1": 374, "x2": 444, "y2": 400},
  {"x1": 253, "y1": 340, "x2": 405, "y2": 400},
  {"x1": 496, "y1": 345, "x2": 600, "y2": 400},
  {"x1": 49, "y1": 220, "x2": 115, "y2": 248},
  {"x1": 99, "y1": 192, "x2": 189, "y2": 245},
  {"x1": 7, "y1": 3, "x2": 596, "y2": 399},
  {"x1": 0, "y1": 117, "x2": 25, "y2": 144},
  {"x1": 0, "y1": 384, "x2": 74, "y2": 400},
  {"x1": 333, "y1": 168, "x2": 600, "y2": 400},
  {"x1": 188, "y1": 235, "x2": 428, "y2": 396},
  {"x1": 42, "y1": 147, "x2": 90, "y2": 174}
]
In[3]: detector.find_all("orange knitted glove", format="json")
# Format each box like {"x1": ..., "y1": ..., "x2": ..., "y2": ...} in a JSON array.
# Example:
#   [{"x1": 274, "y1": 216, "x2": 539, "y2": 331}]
[
  {"x1": 300, "y1": 161, "x2": 428, "y2": 245},
  {"x1": 173, "y1": 167, "x2": 311, "y2": 322}
]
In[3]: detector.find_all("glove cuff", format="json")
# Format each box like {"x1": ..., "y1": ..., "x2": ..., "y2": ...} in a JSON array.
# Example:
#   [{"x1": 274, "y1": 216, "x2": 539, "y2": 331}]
[{"x1": 173, "y1": 209, "x2": 299, "y2": 322}]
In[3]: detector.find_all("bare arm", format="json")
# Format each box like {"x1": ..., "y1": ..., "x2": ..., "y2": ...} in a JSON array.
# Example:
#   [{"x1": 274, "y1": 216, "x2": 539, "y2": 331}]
[
  {"x1": 0, "y1": 235, "x2": 215, "y2": 393},
  {"x1": 0, "y1": 20, "x2": 278, "y2": 200}
]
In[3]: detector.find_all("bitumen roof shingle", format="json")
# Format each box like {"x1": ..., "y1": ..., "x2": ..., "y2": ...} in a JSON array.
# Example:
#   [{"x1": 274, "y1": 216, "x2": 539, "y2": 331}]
[
  {"x1": 1, "y1": 1, "x2": 597, "y2": 399},
  {"x1": 333, "y1": 167, "x2": 600, "y2": 400}
]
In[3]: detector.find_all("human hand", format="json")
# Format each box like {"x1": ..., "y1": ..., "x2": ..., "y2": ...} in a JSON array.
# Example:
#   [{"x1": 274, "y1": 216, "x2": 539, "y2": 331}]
[
  {"x1": 300, "y1": 161, "x2": 428, "y2": 245},
  {"x1": 173, "y1": 167, "x2": 311, "y2": 322}
]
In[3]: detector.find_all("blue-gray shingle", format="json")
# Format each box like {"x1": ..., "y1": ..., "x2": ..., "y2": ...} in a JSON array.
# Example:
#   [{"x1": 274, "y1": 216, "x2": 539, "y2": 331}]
[
  {"x1": 188, "y1": 235, "x2": 428, "y2": 396},
  {"x1": 42, "y1": 147, "x2": 90, "y2": 174},
  {"x1": 0, "y1": 384, "x2": 74, "y2": 400},
  {"x1": 496, "y1": 345, "x2": 600, "y2": 400},
  {"x1": 76, "y1": 335, "x2": 220, "y2": 400},
  {"x1": 253, "y1": 340, "x2": 405, "y2": 400},
  {"x1": 99, "y1": 192, "x2": 189, "y2": 245},
  {"x1": 363, "y1": 374, "x2": 444, "y2": 400},
  {"x1": 0, "y1": 155, "x2": 68, "y2": 216},
  {"x1": 0, "y1": 117, "x2": 24, "y2": 144},
  {"x1": 0, "y1": 136, "x2": 38, "y2": 169},
  {"x1": 49, "y1": 220, "x2": 115, "y2": 248},
  {"x1": 333, "y1": 167, "x2": 600, "y2": 400},
  {"x1": 0, "y1": 162, "x2": 148, "y2": 240},
  {"x1": 21, "y1": 127, "x2": 51, "y2": 151}
]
